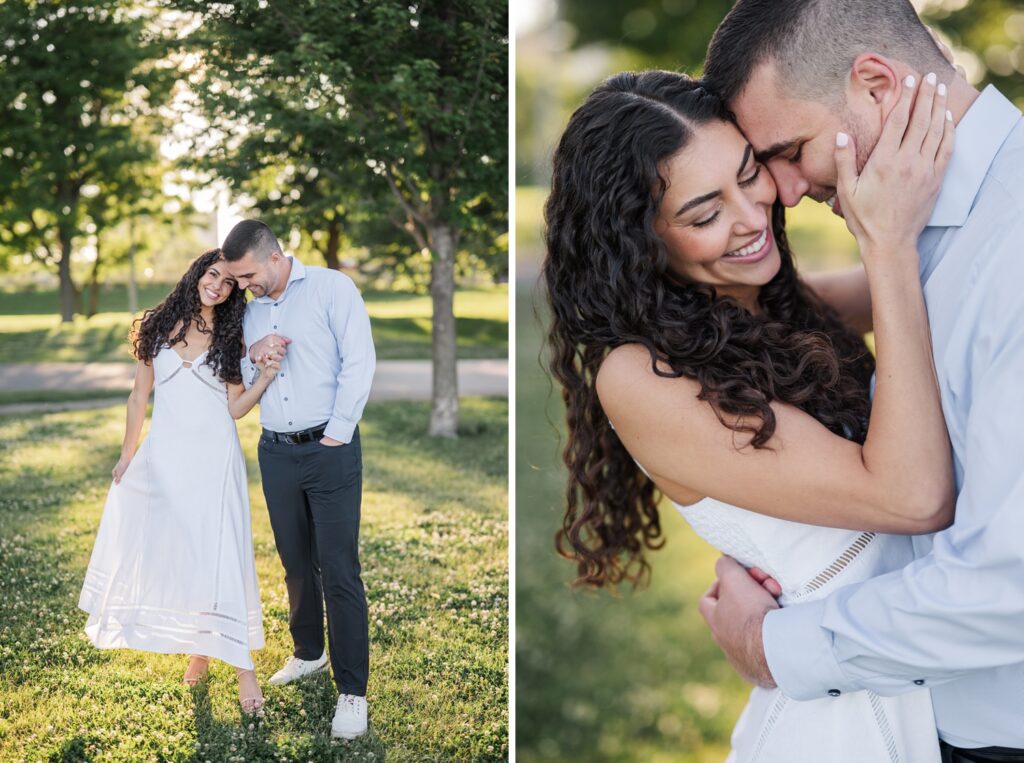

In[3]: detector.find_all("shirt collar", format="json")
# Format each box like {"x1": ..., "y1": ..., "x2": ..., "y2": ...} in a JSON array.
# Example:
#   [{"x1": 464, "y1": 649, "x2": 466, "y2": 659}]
[
  {"x1": 254, "y1": 255, "x2": 306, "y2": 303},
  {"x1": 927, "y1": 85, "x2": 1022, "y2": 228}
]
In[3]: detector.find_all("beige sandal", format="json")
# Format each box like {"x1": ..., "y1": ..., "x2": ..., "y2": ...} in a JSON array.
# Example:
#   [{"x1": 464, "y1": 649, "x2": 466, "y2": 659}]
[
  {"x1": 236, "y1": 668, "x2": 265, "y2": 714},
  {"x1": 183, "y1": 655, "x2": 210, "y2": 686}
]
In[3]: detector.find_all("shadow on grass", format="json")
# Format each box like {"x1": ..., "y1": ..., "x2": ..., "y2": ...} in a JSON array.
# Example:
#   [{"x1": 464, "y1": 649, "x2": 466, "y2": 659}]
[
  {"x1": 0, "y1": 304, "x2": 506, "y2": 364},
  {"x1": 49, "y1": 736, "x2": 99, "y2": 763},
  {"x1": 370, "y1": 316, "x2": 507, "y2": 359},
  {"x1": 358, "y1": 400, "x2": 507, "y2": 515},
  {"x1": 0, "y1": 284, "x2": 174, "y2": 316},
  {"x1": 186, "y1": 672, "x2": 387, "y2": 761},
  {"x1": 0, "y1": 324, "x2": 133, "y2": 364}
]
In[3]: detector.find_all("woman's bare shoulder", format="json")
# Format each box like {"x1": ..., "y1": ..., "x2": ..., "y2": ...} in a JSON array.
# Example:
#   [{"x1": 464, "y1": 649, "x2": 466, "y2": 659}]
[{"x1": 597, "y1": 343, "x2": 699, "y2": 405}]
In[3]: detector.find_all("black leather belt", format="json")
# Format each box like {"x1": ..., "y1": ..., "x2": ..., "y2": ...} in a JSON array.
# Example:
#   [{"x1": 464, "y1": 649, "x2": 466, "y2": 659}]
[
  {"x1": 262, "y1": 423, "x2": 328, "y2": 445},
  {"x1": 941, "y1": 741, "x2": 1024, "y2": 763}
]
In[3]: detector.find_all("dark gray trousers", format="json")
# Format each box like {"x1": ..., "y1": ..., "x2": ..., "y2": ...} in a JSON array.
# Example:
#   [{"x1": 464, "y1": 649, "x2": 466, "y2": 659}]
[
  {"x1": 257, "y1": 426, "x2": 368, "y2": 696},
  {"x1": 940, "y1": 742, "x2": 1024, "y2": 762}
]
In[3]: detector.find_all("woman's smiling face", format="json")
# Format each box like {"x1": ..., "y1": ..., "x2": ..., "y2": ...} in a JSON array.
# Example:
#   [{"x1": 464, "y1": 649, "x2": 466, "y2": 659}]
[
  {"x1": 197, "y1": 259, "x2": 238, "y2": 307},
  {"x1": 655, "y1": 119, "x2": 781, "y2": 310}
]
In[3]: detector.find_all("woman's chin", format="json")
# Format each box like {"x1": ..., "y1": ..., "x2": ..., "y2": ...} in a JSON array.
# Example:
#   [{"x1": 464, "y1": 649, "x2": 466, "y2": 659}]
[
  {"x1": 725, "y1": 244, "x2": 783, "y2": 290},
  {"x1": 762, "y1": 245, "x2": 783, "y2": 280}
]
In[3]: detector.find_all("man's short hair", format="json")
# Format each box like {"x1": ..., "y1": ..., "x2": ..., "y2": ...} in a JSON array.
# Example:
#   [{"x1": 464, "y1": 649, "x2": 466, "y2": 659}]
[
  {"x1": 221, "y1": 219, "x2": 281, "y2": 262},
  {"x1": 703, "y1": 0, "x2": 952, "y2": 106}
]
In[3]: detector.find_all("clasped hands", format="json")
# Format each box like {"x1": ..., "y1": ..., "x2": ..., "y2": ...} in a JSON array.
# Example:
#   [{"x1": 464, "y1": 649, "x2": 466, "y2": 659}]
[
  {"x1": 698, "y1": 555, "x2": 780, "y2": 688},
  {"x1": 248, "y1": 333, "x2": 342, "y2": 447},
  {"x1": 250, "y1": 333, "x2": 291, "y2": 368}
]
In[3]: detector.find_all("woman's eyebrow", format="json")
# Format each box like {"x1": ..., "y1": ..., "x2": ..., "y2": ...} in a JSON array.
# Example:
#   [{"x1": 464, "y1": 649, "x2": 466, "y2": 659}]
[
  {"x1": 737, "y1": 144, "x2": 753, "y2": 175},
  {"x1": 674, "y1": 144, "x2": 755, "y2": 218},
  {"x1": 675, "y1": 190, "x2": 721, "y2": 217}
]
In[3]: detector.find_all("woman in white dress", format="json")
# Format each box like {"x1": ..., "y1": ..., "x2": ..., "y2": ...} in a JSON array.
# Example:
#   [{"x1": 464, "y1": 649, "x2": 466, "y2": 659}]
[
  {"x1": 543, "y1": 71, "x2": 955, "y2": 761},
  {"x1": 79, "y1": 248, "x2": 278, "y2": 713}
]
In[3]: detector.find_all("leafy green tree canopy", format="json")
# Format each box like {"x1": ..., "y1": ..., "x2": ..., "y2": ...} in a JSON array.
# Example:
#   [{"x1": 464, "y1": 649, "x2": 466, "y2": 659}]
[{"x1": 0, "y1": 0, "x2": 173, "y2": 320}]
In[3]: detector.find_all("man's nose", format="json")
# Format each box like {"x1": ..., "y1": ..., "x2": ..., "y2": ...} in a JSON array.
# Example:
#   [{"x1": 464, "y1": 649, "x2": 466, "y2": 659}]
[{"x1": 768, "y1": 164, "x2": 810, "y2": 208}]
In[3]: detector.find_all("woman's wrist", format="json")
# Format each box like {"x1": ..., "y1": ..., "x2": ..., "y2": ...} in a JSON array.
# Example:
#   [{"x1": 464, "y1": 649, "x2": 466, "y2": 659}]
[
  {"x1": 859, "y1": 240, "x2": 921, "y2": 273},
  {"x1": 859, "y1": 233, "x2": 920, "y2": 256}
]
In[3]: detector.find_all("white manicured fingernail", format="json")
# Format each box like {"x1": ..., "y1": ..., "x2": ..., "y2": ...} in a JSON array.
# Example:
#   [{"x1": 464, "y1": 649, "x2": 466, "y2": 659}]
[
  {"x1": 946, "y1": 110, "x2": 953, "y2": 121},
  {"x1": 905, "y1": 75, "x2": 916, "y2": 88},
  {"x1": 938, "y1": 82, "x2": 947, "y2": 96},
  {"x1": 926, "y1": 72, "x2": 936, "y2": 85},
  {"x1": 836, "y1": 132, "x2": 849, "y2": 147}
]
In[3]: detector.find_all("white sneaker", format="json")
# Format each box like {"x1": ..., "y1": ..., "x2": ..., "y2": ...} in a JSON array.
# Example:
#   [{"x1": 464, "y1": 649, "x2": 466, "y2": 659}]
[
  {"x1": 267, "y1": 651, "x2": 329, "y2": 686},
  {"x1": 331, "y1": 694, "x2": 368, "y2": 739}
]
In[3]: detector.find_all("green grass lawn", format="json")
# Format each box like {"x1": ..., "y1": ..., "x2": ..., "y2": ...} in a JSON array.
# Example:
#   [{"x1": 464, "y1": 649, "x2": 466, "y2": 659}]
[
  {"x1": 0, "y1": 398, "x2": 508, "y2": 762},
  {"x1": 0, "y1": 286, "x2": 508, "y2": 363}
]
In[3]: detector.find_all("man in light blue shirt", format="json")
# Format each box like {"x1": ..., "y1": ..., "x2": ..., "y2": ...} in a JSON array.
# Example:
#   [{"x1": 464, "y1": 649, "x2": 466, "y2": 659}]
[
  {"x1": 223, "y1": 219, "x2": 375, "y2": 740},
  {"x1": 700, "y1": 1, "x2": 1024, "y2": 757}
]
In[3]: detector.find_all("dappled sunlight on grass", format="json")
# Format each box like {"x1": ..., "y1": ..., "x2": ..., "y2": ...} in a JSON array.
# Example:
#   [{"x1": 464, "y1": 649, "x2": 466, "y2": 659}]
[
  {"x1": 0, "y1": 398, "x2": 507, "y2": 762},
  {"x1": 364, "y1": 286, "x2": 508, "y2": 321},
  {"x1": 0, "y1": 287, "x2": 509, "y2": 364},
  {"x1": 0, "y1": 313, "x2": 136, "y2": 363}
]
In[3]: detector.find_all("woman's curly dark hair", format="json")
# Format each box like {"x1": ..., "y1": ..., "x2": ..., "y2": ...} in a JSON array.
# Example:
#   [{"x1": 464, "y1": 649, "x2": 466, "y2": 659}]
[
  {"x1": 132, "y1": 249, "x2": 246, "y2": 384},
  {"x1": 544, "y1": 71, "x2": 876, "y2": 588}
]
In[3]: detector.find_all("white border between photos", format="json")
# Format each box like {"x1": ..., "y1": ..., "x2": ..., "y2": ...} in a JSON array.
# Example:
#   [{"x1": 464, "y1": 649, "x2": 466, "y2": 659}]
[{"x1": 507, "y1": 1, "x2": 518, "y2": 759}]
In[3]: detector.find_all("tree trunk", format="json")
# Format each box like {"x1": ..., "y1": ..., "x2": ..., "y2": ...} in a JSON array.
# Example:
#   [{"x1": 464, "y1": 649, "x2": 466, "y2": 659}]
[
  {"x1": 323, "y1": 217, "x2": 341, "y2": 270},
  {"x1": 127, "y1": 219, "x2": 138, "y2": 315},
  {"x1": 86, "y1": 240, "x2": 102, "y2": 318},
  {"x1": 428, "y1": 223, "x2": 458, "y2": 438},
  {"x1": 58, "y1": 227, "x2": 76, "y2": 323},
  {"x1": 55, "y1": 178, "x2": 81, "y2": 323}
]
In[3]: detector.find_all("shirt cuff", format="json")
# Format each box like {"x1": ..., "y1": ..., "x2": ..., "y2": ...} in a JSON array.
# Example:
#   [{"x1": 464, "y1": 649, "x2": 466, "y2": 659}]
[
  {"x1": 763, "y1": 600, "x2": 854, "y2": 700},
  {"x1": 240, "y1": 356, "x2": 258, "y2": 390},
  {"x1": 324, "y1": 417, "x2": 355, "y2": 444}
]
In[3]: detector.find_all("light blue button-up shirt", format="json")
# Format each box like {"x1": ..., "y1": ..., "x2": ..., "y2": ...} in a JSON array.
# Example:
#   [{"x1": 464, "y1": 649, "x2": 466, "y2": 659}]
[
  {"x1": 240, "y1": 256, "x2": 375, "y2": 444},
  {"x1": 763, "y1": 85, "x2": 1024, "y2": 749}
]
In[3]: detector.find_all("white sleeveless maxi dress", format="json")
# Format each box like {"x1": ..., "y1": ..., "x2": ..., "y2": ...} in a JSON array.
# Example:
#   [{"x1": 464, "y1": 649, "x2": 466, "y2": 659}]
[{"x1": 79, "y1": 346, "x2": 264, "y2": 669}]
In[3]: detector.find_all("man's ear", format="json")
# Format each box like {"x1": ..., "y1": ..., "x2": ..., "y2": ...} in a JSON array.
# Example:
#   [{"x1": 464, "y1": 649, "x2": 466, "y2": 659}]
[{"x1": 847, "y1": 53, "x2": 905, "y2": 117}]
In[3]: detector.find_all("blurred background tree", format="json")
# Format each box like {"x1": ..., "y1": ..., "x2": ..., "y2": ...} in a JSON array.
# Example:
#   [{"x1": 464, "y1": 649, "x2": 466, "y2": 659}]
[
  {"x1": 515, "y1": 1, "x2": 1022, "y2": 761},
  {"x1": 0, "y1": 1, "x2": 175, "y2": 321}
]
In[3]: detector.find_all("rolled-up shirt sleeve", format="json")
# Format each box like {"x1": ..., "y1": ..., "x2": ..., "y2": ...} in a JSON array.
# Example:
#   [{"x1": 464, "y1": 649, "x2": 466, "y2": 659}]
[
  {"x1": 764, "y1": 238, "x2": 1024, "y2": 700},
  {"x1": 323, "y1": 275, "x2": 376, "y2": 444}
]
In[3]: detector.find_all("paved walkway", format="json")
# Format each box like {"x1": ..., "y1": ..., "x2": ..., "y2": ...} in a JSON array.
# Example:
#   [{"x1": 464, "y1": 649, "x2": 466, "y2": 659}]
[{"x1": 0, "y1": 359, "x2": 508, "y2": 415}]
